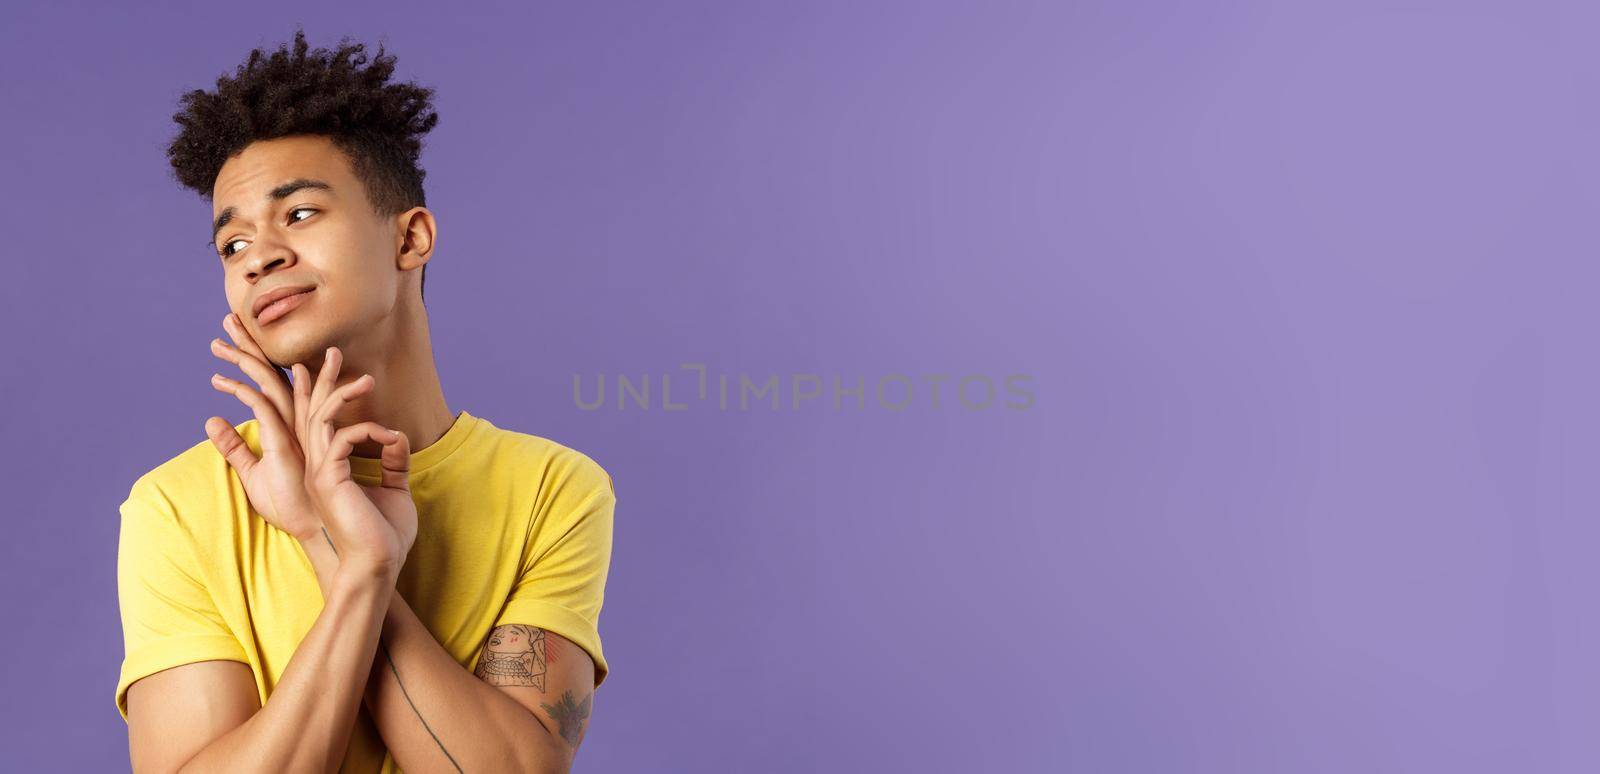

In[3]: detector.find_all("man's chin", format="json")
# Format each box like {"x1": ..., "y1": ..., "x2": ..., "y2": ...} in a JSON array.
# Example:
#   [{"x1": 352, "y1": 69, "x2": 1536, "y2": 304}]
[{"x1": 261, "y1": 330, "x2": 337, "y2": 372}]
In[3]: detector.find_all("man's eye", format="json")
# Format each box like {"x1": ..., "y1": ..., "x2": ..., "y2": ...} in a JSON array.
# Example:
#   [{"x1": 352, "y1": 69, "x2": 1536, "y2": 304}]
[{"x1": 217, "y1": 208, "x2": 316, "y2": 258}]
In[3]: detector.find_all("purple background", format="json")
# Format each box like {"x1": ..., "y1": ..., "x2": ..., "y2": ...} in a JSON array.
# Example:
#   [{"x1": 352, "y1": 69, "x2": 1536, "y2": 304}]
[{"x1": 1, "y1": 1, "x2": 1593, "y2": 771}]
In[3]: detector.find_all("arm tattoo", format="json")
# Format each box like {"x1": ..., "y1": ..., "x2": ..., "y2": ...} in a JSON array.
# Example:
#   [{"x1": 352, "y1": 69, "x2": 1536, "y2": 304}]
[
  {"x1": 541, "y1": 690, "x2": 593, "y2": 746},
  {"x1": 378, "y1": 638, "x2": 464, "y2": 773},
  {"x1": 474, "y1": 624, "x2": 550, "y2": 690},
  {"x1": 475, "y1": 625, "x2": 594, "y2": 746},
  {"x1": 319, "y1": 534, "x2": 463, "y2": 770}
]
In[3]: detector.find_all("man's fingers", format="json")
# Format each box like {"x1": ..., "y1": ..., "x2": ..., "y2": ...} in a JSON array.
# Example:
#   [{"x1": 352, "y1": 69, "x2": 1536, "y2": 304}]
[
  {"x1": 223, "y1": 315, "x2": 293, "y2": 392},
  {"x1": 310, "y1": 373, "x2": 375, "y2": 426},
  {"x1": 203, "y1": 416, "x2": 258, "y2": 479},
  {"x1": 309, "y1": 346, "x2": 343, "y2": 421},
  {"x1": 210, "y1": 373, "x2": 297, "y2": 457},
  {"x1": 323, "y1": 422, "x2": 399, "y2": 461},
  {"x1": 315, "y1": 422, "x2": 402, "y2": 485},
  {"x1": 211, "y1": 336, "x2": 293, "y2": 426},
  {"x1": 291, "y1": 362, "x2": 311, "y2": 451},
  {"x1": 379, "y1": 429, "x2": 411, "y2": 492},
  {"x1": 306, "y1": 372, "x2": 375, "y2": 465},
  {"x1": 223, "y1": 313, "x2": 275, "y2": 369}
]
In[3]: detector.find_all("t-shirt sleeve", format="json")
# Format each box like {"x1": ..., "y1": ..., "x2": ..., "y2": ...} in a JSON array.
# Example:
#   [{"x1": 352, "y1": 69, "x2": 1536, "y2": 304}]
[
  {"x1": 114, "y1": 480, "x2": 248, "y2": 722},
  {"x1": 492, "y1": 455, "x2": 616, "y2": 689}
]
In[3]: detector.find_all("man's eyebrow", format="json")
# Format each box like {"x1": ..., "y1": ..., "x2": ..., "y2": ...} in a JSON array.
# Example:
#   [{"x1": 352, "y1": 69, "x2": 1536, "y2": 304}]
[{"x1": 210, "y1": 178, "x2": 335, "y2": 243}]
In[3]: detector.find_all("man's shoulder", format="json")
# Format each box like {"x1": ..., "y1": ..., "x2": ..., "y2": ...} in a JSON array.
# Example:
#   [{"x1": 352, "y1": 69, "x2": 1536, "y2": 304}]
[
  {"x1": 121, "y1": 420, "x2": 246, "y2": 517},
  {"x1": 475, "y1": 420, "x2": 614, "y2": 500}
]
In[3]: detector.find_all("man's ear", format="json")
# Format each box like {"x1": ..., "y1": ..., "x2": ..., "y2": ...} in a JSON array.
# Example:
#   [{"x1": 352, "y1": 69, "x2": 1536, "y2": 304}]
[{"x1": 395, "y1": 206, "x2": 436, "y2": 272}]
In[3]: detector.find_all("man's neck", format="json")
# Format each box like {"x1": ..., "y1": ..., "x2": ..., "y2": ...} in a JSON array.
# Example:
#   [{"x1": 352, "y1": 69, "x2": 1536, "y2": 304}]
[{"x1": 319, "y1": 297, "x2": 455, "y2": 460}]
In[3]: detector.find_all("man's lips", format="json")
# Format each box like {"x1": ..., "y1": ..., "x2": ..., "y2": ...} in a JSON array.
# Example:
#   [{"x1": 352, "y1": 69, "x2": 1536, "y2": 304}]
[
  {"x1": 251, "y1": 283, "x2": 316, "y2": 318},
  {"x1": 256, "y1": 288, "x2": 315, "y2": 325}
]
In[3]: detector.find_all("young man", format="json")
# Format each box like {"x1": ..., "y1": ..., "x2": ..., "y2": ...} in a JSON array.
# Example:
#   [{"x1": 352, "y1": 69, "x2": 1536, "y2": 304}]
[{"x1": 114, "y1": 29, "x2": 615, "y2": 773}]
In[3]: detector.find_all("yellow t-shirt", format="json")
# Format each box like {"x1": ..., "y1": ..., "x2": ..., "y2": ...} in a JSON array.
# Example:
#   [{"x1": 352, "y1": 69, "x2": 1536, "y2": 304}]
[{"x1": 114, "y1": 409, "x2": 615, "y2": 773}]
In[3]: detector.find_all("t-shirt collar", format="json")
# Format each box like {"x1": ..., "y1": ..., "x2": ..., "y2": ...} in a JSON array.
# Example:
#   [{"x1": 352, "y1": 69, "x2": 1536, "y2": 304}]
[{"x1": 348, "y1": 409, "x2": 479, "y2": 479}]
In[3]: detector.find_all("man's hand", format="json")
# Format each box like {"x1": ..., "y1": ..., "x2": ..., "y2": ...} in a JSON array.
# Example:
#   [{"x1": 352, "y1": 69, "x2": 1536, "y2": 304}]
[
  {"x1": 205, "y1": 312, "x2": 322, "y2": 542},
  {"x1": 206, "y1": 313, "x2": 416, "y2": 575},
  {"x1": 295, "y1": 344, "x2": 417, "y2": 576}
]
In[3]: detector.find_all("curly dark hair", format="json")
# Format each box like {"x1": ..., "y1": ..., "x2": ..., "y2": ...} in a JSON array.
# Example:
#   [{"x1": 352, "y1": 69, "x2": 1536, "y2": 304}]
[{"x1": 167, "y1": 27, "x2": 440, "y2": 302}]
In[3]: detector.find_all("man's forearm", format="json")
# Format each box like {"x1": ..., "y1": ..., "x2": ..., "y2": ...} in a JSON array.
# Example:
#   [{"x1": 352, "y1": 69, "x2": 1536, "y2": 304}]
[
  {"x1": 297, "y1": 534, "x2": 570, "y2": 774},
  {"x1": 178, "y1": 567, "x2": 394, "y2": 773},
  {"x1": 370, "y1": 591, "x2": 570, "y2": 773}
]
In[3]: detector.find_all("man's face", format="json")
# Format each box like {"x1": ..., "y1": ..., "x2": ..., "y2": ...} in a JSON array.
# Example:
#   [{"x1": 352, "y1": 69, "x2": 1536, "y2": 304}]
[{"x1": 210, "y1": 134, "x2": 408, "y2": 370}]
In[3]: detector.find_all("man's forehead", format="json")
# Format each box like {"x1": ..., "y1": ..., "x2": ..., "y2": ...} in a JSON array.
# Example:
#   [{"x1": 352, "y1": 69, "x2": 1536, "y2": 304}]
[
  {"x1": 212, "y1": 138, "x2": 348, "y2": 212},
  {"x1": 213, "y1": 173, "x2": 339, "y2": 213}
]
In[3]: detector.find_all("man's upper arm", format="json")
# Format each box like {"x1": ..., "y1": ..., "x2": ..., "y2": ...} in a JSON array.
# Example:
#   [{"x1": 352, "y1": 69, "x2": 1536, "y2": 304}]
[
  {"x1": 471, "y1": 453, "x2": 614, "y2": 758},
  {"x1": 474, "y1": 625, "x2": 597, "y2": 753},
  {"x1": 125, "y1": 660, "x2": 259, "y2": 774},
  {"x1": 116, "y1": 481, "x2": 260, "y2": 772}
]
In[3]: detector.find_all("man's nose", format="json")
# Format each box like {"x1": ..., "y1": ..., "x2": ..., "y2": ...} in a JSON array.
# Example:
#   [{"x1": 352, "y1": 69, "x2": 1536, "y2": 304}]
[{"x1": 245, "y1": 234, "x2": 296, "y2": 280}]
